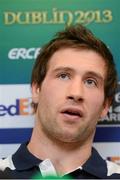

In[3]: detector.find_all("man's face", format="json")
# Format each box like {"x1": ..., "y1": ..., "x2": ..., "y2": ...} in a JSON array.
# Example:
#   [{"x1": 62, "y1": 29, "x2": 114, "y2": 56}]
[{"x1": 32, "y1": 48, "x2": 110, "y2": 143}]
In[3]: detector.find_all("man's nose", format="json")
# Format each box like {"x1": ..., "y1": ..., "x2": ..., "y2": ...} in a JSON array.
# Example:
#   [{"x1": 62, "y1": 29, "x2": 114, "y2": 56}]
[{"x1": 67, "y1": 79, "x2": 84, "y2": 102}]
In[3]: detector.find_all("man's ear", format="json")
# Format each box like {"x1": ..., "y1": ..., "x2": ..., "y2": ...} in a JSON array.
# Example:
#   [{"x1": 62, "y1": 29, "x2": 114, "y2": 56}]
[
  {"x1": 100, "y1": 98, "x2": 112, "y2": 119},
  {"x1": 31, "y1": 83, "x2": 40, "y2": 104}
]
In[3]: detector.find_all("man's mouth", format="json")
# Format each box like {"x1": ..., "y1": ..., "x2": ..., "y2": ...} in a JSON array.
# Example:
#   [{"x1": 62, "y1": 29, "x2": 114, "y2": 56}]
[{"x1": 61, "y1": 108, "x2": 83, "y2": 118}]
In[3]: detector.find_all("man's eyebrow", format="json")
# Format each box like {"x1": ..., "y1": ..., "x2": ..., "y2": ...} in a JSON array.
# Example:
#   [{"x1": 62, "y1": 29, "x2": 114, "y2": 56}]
[
  {"x1": 52, "y1": 67, "x2": 74, "y2": 73},
  {"x1": 85, "y1": 71, "x2": 104, "y2": 81},
  {"x1": 52, "y1": 67, "x2": 104, "y2": 81}
]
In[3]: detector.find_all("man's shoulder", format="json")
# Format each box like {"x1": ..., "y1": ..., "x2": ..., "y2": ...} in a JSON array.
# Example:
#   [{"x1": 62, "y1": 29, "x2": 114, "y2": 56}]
[
  {"x1": 106, "y1": 159, "x2": 120, "y2": 177},
  {"x1": 0, "y1": 143, "x2": 24, "y2": 172},
  {"x1": 86, "y1": 147, "x2": 120, "y2": 179},
  {"x1": 0, "y1": 155, "x2": 15, "y2": 171}
]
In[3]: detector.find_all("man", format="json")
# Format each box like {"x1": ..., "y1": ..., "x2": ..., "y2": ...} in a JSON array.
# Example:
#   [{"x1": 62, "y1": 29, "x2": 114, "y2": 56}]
[
  {"x1": 0, "y1": 24, "x2": 120, "y2": 179},
  {"x1": 0, "y1": 170, "x2": 11, "y2": 179}
]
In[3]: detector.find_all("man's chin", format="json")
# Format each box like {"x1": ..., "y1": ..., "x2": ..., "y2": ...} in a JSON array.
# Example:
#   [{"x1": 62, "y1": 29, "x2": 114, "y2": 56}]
[{"x1": 55, "y1": 132, "x2": 82, "y2": 143}]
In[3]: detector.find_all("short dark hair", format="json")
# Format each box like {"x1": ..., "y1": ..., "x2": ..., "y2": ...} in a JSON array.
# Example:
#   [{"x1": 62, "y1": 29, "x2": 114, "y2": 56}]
[{"x1": 31, "y1": 24, "x2": 117, "y2": 111}]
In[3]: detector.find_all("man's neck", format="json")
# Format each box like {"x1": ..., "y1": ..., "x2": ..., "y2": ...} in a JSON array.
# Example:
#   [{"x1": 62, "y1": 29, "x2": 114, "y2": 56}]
[{"x1": 27, "y1": 124, "x2": 92, "y2": 175}]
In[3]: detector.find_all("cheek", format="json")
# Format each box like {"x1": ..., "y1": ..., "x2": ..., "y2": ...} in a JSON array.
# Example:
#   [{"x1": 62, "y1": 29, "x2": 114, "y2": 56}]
[
  {"x1": 39, "y1": 85, "x2": 58, "y2": 109},
  {"x1": 41, "y1": 81, "x2": 64, "y2": 103},
  {"x1": 87, "y1": 92, "x2": 105, "y2": 111},
  {"x1": 39, "y1": 91, "x2": 51, "y2": 107}
]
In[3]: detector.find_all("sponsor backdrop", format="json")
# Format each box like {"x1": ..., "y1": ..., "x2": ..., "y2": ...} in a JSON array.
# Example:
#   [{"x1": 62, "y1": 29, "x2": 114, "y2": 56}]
[{"x1": 0, "y1": 0, "x2": 120, "y2": 164}]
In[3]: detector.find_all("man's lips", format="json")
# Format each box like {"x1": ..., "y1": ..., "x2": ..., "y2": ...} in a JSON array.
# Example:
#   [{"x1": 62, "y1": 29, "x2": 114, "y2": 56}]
[{"x1": 60, "y1": 107, "x2": 83, "y2": 118}]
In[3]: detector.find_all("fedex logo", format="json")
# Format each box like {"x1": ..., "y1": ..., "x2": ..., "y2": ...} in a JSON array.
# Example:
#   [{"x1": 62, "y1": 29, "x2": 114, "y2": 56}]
[{"x1": 0, "y1": 98, "x2": 33, "y2": 116}]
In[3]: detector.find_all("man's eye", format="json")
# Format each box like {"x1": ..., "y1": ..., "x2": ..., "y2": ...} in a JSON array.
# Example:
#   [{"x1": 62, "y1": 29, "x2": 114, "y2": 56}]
[
  {"x1": 58, "y1": 73, "x2": 70, "y2": 80},
  {"x1": 85, "y1": 79, "x2": 97, "y2": 87}
]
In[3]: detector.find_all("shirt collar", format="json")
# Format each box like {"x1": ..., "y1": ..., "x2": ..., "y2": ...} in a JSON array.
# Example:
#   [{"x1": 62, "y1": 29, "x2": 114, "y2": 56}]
[
  {"x1": 12, "y1": 143, "x2": 107, "y2": 178},
  {"x1": 12, "y1": 142, "x2": 42, "y2": 170},
  {"x1": 82, "y1": 147, "x2": 107, "y2": 178}
]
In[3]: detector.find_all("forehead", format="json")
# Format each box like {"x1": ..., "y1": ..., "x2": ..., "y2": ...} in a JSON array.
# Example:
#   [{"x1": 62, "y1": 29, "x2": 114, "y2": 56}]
[{"x1": 47, "y1": 48, "x2": 106, "y2": 78}]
